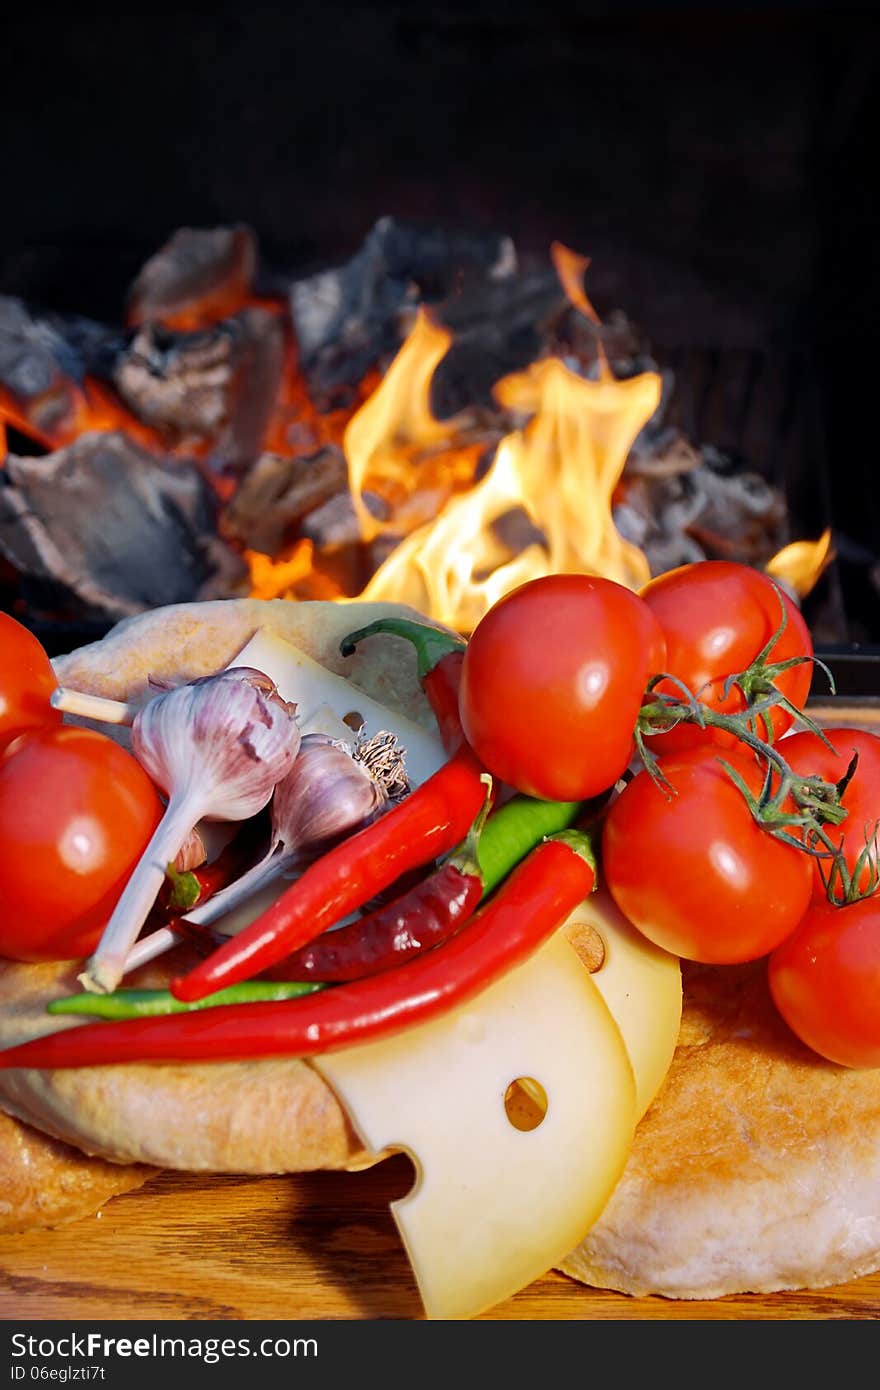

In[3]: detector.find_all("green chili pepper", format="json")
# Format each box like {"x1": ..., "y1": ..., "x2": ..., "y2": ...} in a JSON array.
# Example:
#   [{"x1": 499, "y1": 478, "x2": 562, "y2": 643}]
[{"x1": 47, "y1": 979, "x2": 325, "y2": 1020}]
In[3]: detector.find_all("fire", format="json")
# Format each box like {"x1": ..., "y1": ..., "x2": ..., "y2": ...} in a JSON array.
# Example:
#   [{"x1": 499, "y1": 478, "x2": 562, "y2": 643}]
[
  {"x1": 351, "y1": 249, "x2": 661, "y2": 631},
  {"x1": 765, "y1": 528, "x2": 834, "y2": 597},
  {"x1": 343, "y1": 307, "x2": 482, "y2": 542},
  {"x1": 1, "y1": 377, "x2": 176, "y2": 459}
]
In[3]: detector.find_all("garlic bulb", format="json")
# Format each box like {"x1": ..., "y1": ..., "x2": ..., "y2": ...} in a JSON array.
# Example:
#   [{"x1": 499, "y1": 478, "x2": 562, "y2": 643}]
[
  {"x1": 79, "y1": 667, "x2": 300, "y2": 994},
  {"x1": 122, "y1": 730, "x2": 407, "y2": 973}
]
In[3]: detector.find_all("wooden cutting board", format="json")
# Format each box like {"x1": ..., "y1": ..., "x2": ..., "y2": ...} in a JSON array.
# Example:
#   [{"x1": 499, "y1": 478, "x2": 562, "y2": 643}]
[{"x1": 2, "y1": 1157, "x2": 880, "y2": 1321}]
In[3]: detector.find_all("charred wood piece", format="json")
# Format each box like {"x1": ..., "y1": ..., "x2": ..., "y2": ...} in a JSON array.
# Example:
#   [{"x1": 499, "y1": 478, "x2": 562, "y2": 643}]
[
  {"x1": 126, "y1": 225, "x2": 258, "y2": 328},
  {"x1": 219, "y1": 446, "x2": 350, "y2": 555},
  {"x1": 0, "y1": 432, "x2": 247, "y2": 619},
  {"x1": 301, "y1": 489, "x2": 389, "y2": 553},
  {"x1": 113, "y1": 308, "x2": 284, "y2": 470},
  {"x1": 615, "y1": 439, "x2": 789, "y2": 577},
  {"x1": 429, "y1": 267, "x2": 566, "y2": 417},
  {"x1": 289, "y1": 216, "x2": 514, "y2": 399},
  {"x1": 0, "y1": 295, "x2": 130, "y2": 441}
]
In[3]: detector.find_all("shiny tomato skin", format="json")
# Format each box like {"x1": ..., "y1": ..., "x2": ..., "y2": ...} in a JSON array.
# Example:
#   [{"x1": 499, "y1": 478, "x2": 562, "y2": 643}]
[
  {"x1": 602, "y1": 745, "x2": 814, "y2": 964},
  {"x1": 0, "y1": 611, "x2": 62, "y2": 752},
  {"x1": 779, "y1": 727, "x2": 880, "y2": 899},
  {"x1": 639, "y1": 561, "x2": 813, "y2": 755},
  {"x1": 459, "y1": 574, "x2": 666, "y2": 801},
  {"x1": 0, "y1": 726, "x2": 164, "y2": 963},
  {"x1": 769, "y1": 895, "x2": 880, "y2": 1068}
]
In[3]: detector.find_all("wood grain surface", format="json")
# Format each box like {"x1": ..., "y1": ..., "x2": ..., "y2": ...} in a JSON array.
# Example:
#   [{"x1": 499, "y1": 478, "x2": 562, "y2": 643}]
[{"x1": 1, "y1": 1156, "x2": 879, "y2": 1321}]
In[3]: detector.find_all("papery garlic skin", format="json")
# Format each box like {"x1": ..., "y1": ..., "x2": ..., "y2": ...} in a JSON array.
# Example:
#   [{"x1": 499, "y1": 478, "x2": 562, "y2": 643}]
[
  {"x1": 174, "y1": 825, "x2": 208, "y2": 873},
  {"x1": 122, "y1": 731, "x2": 407, "y2": 970},
  {"x1": 133, "y1": 669, "x2": 300, "y2": 820},
  {"x1": 79, "y1": 668, "x2": 300, "y2": 994},
  {"x1": 270, "y1": 733, "x2": 391, "y2": 858}
]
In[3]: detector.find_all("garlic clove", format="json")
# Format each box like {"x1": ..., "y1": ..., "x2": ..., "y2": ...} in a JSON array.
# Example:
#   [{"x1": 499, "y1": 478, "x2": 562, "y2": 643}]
[{"x1": 79, "y1": 666, "x2": 301, "y2": 994}]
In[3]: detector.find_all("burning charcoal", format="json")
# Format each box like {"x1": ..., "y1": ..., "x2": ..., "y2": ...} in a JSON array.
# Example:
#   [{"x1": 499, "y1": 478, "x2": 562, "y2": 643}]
[
  {"x1": 219, "y1": 446, "x2": 349, "y2": 555},
  {"x1": 302, "y1": 490, "x2": 388, "y2": 552},
  {"x1": 113, "y1": 309, "x2": 284, "y2": 470},
  {"x1": 0, "y1": 296, "x2": 86, "y2": 439},
  {"x1": 290, "y1": 216, "x2": 515, "y2": 399},
  {"x1": 126, "y1": 225, "x2": 258, "y2": 329},
  {"x1": 614, "y1": 446, "x2": 789, "y2": 578},
  {"x1": 626, "y1": 426, "x2": 702, "y2": 479},
  {"x1": 0, "y1": 296, "x2": 82, "y2": 397},
  {"x1": 0, "y1": 432, "x2": 247, "y2": 619},
  {"x1": 430, "y1": 267, "x2": 567, "y2": 416},
  {"x1": 0, "y1": 296, "x2": 131, "y2": 443}
]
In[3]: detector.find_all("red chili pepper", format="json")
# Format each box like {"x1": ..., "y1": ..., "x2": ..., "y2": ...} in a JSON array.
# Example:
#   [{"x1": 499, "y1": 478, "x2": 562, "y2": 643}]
[
  {"x1": 0, "y1": 831, "x2": 596, "y2": 1070},
  {"x1": 170, "y1": 745, "x2": 489, "y2": 1003},
  {"x1": 157, "y1": 818, "x2": 268, "y2": 918},
  {"x1": 340, "y1": 616, "x2": 467, "y2": 754},
  {"x1": 275, "y1": 858, "x2": 483, "y2": 983},
  {"x1": 275, "y1": 789, "x2": 583, "y2": 984}
]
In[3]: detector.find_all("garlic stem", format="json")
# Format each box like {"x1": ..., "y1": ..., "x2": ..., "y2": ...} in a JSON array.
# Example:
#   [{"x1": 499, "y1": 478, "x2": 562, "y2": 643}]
[
  {"x1": 121, "y1": 846, "x2": 289, "y2": 976},
  {"x1": 124, "y1": 925, "x2": 183, "y2": 973},
  {"x1": 79, "y1": 791, "x2": 203, "y2": 993},
  {"x1": 184, "y1": 845, "x2": 289, "y2": 929},
  {"x1": 51, "y1": 687, "x2": 138, "y2": 725}
]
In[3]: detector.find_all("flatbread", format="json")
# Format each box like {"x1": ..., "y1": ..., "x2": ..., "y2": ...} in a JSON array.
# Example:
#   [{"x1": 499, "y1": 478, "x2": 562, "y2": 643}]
[
  {"x1": 0, "y1": 1109, "x2": 152, "y2": 1234},
  {"x1": 2, "y1": 597, "x2": 880, "y2": 1298},
  {"x1": 560, "y1": 960, "x2": 880, "y2": 1297}
]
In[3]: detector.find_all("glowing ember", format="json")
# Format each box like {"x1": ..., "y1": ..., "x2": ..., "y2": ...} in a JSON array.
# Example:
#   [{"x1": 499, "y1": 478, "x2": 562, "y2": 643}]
[
  {"x1": 1, "y1": 377, "x2": 178, "y2": 458},
  {"x1": 245, "y1": 538, "x2": 346, "y2": 602},
  {"x1": 765, "y1": 528, "x2": 834, "y2": 597}
]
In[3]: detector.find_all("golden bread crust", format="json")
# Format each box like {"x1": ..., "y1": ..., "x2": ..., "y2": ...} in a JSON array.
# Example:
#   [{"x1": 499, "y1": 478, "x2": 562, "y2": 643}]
[
  {"x1": 0, "y1": 1109, "x2": 152, "y2": 1234},
  {"x1": 0, "y1": 955, "x2": 367, "y2": 1173},
  {"x1": 560, "y1": 961, "x2": 880, "y2": 1297}
]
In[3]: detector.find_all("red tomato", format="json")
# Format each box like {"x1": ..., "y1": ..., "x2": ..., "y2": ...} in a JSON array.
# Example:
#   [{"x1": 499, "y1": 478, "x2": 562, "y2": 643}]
[
  {"x1": 0, "y1": 611, "x2": 62, "y2": 752},
  {"x1": 458, "y1": 574, "x2": 666, "y2": 801},
  {"x1": 0, "y1": 726, "x2": 164, "y2": 963},
  {"x1": 778, "y1": 727, "x2": 880, "y2": 899},
  {"x1": 639, "y1": 561, "x2": 813, "y2": 755},
  {"x1": 769, "y1": 894, "x2": 880, "y2": 1068},
  {"x1": 601, "y1": 745, "x2": 814, "y2": 964}
]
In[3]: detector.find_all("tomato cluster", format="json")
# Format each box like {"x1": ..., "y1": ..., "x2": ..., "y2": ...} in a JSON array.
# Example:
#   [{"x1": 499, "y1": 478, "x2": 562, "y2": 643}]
[
  {"x1": 0, "y1": 613, "x2": 162, "y2": 963},
  {"x1": 459, "y1": 562, "x2": 880, "y2": 1069}
]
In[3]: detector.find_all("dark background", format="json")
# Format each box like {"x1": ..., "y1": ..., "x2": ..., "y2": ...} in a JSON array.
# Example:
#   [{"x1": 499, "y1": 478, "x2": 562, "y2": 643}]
[{"x1": 2, "y1": 1, "x2": 879, "y2": 641}]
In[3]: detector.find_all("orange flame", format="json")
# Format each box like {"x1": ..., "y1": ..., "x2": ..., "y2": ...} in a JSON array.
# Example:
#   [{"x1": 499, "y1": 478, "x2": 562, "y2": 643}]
[
  {"x1": 348, "y1": 246, "x2": 661, "y2": 630},
  {"x1": 360, "y1": 353, "x2": 660, "y2": 629},
  {"x1": 765, "y1": 528, "x2": 834, "y2": 597},
  {"x1": 343, "y1": 307, "x2": 480, "y2": 542},
  {"x1": 1, "y1": 377, "x2": 175, "y2": 457}
]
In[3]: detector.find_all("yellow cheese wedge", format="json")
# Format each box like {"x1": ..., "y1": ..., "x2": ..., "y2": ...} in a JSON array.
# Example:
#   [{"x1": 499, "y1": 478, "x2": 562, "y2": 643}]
[
  {"x1": 564, "y1": 885, "x2": 682, "y2": 1118},
  {"x1": 228, "y1": 628, "x2": 447, "y2": 787},
  {"x1": 311, "y1": 932, "x2": 637, "y2": 1320}
]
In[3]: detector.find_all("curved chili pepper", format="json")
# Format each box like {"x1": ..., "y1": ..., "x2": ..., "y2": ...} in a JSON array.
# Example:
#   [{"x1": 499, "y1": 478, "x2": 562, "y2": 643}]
[
  {"x1": 158, "y1": 817, "x2": 269, "y2": 917},
  {"x1": 340, "y1": 616, "x2": 467, "y2": 754},
  {"x1": 170, "y1": 744, "x2": 489, "y2": 1003},
  {"x1": 277, "y1": 791, "x2": 582, "y2": 983},
  {"x1": 0, "y1": 831, "x2": 596, "y2": 1070}
]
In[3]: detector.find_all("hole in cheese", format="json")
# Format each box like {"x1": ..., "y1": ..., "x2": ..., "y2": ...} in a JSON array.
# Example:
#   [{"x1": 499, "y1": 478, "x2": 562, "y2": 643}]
[
  {"x1": 566, "y1": 920, "x2": 606, "y2": 973},
  {"x1": 503, "y1": 1077, "x2": 548, "y2": 1132},
  {"x1": 343, "y1": 710, "x2": 366, "y2": 731}
]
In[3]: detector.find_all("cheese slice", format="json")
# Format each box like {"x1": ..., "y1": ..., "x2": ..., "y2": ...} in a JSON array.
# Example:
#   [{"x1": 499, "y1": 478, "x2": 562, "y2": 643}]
[
  {"x1": 564, "y1": 886, "x2": 682, "y2": 1118},
  {"x1": 311, "y1": 932, "x2": 637, "y2": 1320},
  {"x1": 228, "y1": 629, "x2": 446, "y2": 787}
]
